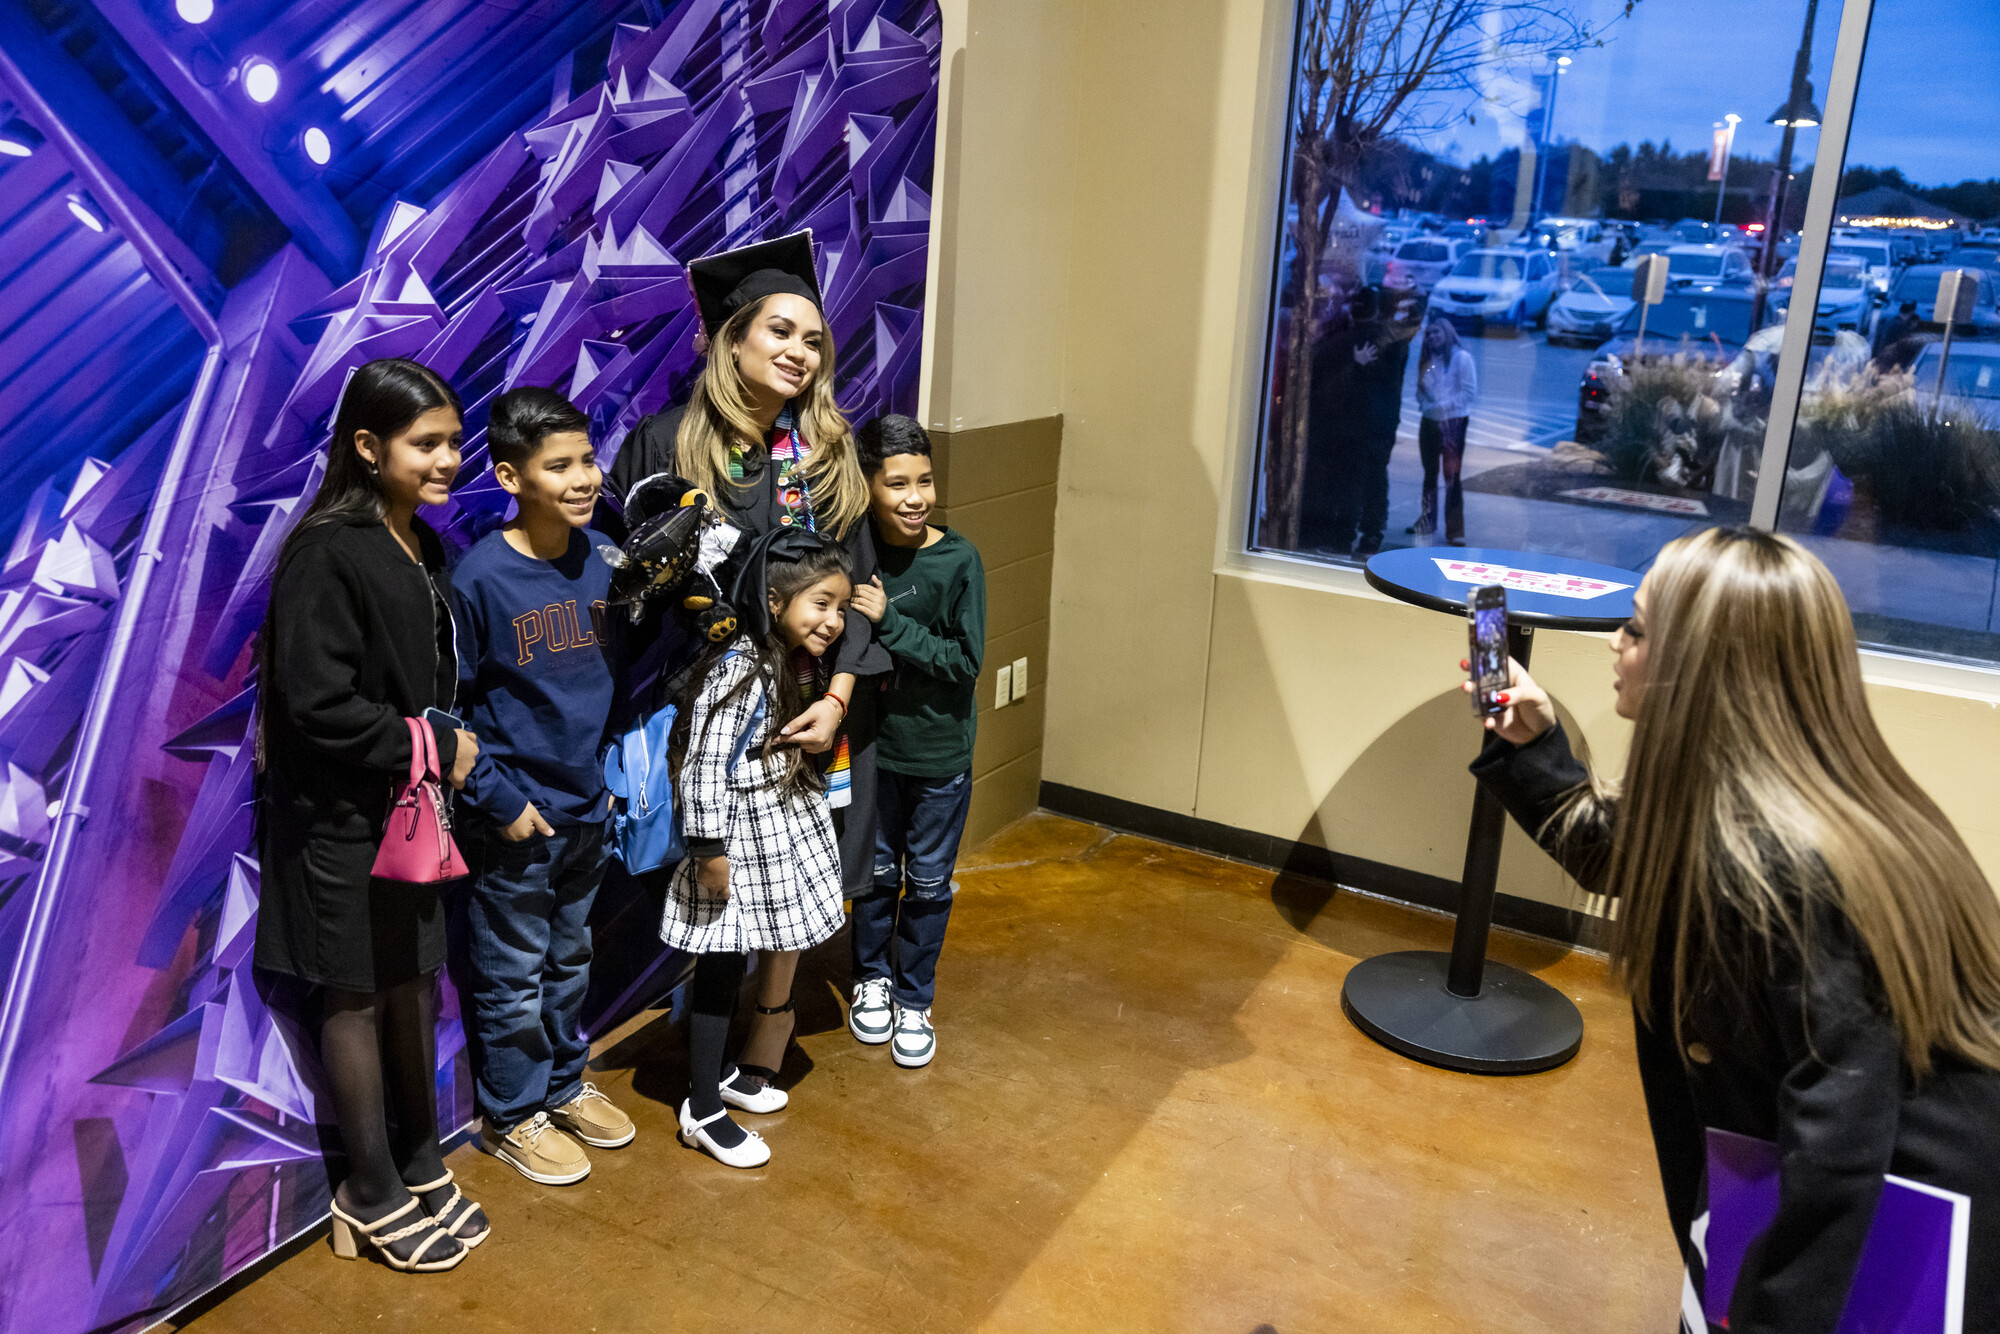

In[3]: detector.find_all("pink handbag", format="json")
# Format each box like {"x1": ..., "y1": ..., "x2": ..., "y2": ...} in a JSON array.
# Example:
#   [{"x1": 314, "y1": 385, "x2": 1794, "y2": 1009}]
[{"x1": 371, "y1": 717, "x2": 468, "y2": 883}]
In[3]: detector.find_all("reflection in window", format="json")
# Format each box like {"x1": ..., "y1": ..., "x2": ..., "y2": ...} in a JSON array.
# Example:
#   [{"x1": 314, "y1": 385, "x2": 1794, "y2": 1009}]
[
  {"x1": 1774, "y1": 0, "x2": 2000, "y2": 663},
  {"x1": 1254, "y1": 0, "x2": 1835, "y2": 564}
]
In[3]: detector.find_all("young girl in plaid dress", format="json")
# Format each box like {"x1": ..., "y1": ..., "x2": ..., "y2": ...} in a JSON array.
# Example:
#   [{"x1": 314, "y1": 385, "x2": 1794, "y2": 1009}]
[{"x1": 664, "y1": 530, "x2": 853, "y2": 1167}]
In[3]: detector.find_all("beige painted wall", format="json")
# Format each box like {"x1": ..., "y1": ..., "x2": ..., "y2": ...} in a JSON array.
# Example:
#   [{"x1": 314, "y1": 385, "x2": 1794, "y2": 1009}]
[
  {"x1": 923, "y1": 0, "x2": 2000, "y2": 907},
  {"x1": 917, "y1": 0, "x2": 1080, "y2": 435}
]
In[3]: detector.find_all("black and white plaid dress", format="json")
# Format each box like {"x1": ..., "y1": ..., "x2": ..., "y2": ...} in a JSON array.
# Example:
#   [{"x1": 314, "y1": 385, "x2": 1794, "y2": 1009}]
[{"x1": 660, "y1": 646, "x2": 844, "y2": 954}]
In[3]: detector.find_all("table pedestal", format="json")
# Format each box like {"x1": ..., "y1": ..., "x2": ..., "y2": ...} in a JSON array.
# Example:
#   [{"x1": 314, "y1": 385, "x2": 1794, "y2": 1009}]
[{"x1": 1340, "y1": 624, "x2": 1584, "y2": 1074}]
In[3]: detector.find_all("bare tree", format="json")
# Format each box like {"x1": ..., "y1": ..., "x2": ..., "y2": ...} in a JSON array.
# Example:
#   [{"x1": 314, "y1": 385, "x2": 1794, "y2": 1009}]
[{"x1": 1260, "y1": 0, "x2": 1617, "y2": 549}]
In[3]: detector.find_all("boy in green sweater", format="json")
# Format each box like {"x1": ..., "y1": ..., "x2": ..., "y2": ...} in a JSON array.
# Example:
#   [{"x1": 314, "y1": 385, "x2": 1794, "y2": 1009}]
[{"x1": 846, "y1": 415, "x2": 986, "y2": 1068}]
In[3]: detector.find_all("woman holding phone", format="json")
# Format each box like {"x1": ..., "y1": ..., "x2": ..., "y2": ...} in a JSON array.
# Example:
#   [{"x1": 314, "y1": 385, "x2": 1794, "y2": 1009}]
[{"x1": 1468, "y1": 526, "x2": 2000, "y2": 1331}]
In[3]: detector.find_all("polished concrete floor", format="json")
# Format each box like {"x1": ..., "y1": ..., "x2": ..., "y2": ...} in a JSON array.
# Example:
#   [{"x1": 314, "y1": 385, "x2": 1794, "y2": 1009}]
[{"x1": 176, "y1": 814, "x2": 1682, "y2": 1332}]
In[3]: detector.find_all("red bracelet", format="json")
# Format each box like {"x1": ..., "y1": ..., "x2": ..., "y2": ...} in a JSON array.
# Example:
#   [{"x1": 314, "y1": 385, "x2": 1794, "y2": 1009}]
[{"x1": 824, "y1": 690, "x2": 849, "y2": 718}]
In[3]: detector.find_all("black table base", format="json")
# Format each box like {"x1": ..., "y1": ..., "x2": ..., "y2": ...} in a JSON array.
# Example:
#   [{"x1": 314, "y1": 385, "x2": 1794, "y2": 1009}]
[
  {"x1": 1341, "y1": 951, "x2": 1583, "y2": 1074},
  {"x1": 1339, "y1": 622, "x2": 1586, "y2": 1074}
]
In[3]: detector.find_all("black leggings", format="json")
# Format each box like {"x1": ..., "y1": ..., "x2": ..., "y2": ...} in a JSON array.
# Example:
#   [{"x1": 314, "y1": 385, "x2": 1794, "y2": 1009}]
[
  {"x1": 1418, "y1": 416, "x2": 1468, "y2": 540},
  {"x1": 686, "y1": 951, "x2": 746, "y2": 1119},
  {"x1": 319, "y1": 974, "x2": 444, "y2": 1212}
]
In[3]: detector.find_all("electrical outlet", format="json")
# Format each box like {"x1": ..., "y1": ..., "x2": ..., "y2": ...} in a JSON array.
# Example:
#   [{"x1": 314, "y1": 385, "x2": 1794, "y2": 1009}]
[
  {"x1": 1011, "y1": 656, "x2": 1029, "y2": 701},
  {"x1": 994, "y1": 663, "x2": 1012, "y2": 709}
]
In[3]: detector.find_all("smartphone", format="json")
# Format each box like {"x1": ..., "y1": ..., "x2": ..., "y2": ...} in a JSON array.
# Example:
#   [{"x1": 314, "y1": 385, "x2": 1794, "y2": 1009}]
[
  {"x1": 423, "y1": 707, "x2": 463, "y2": 735},
  {"x1": 1467, "y1": 585, "x2": 1509, "y2": 716}
]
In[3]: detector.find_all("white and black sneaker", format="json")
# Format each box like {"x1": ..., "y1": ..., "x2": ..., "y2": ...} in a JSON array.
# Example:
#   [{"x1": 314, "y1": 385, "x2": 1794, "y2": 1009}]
[
  {"x1": 849, "y1": 978, "x2": 893, "y2": 1045},
  {"x1": 890, "y1": 1004, "x2": 935, "y2": 1068}
]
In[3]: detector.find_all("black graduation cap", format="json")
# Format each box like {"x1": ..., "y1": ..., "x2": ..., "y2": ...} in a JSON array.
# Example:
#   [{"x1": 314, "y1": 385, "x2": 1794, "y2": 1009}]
[
  {"x1": 726, "y1": 525, "x2": 838, "y2": 641},
  {"x1": 686, "y1": 230, "x2": 823, "y2": 347}
]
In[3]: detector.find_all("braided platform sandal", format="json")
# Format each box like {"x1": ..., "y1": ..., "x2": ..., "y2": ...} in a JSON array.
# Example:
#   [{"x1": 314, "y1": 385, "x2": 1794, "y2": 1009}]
[
  {"x1": 329, "y1": 1195, "x2": 467, "y2": 1272},
  {"x1": 408, "y1": 1168, "x2": 490, "y2": 1249}
]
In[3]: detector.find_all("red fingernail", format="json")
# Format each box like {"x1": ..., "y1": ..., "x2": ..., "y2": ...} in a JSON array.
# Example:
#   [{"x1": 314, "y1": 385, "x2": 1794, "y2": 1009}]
[
  {"x1": 1459, "y1": 659, "x2": 1469, "y2": 669},
  {"x1": 1497, "y1": 693, "x2": 1511, "y2": 704}
]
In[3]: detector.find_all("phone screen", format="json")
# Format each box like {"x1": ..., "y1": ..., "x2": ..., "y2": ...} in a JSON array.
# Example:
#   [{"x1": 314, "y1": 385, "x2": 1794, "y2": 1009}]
[{"x1": 1468, "y1": 587, "x2": 1509, "y2": 715}]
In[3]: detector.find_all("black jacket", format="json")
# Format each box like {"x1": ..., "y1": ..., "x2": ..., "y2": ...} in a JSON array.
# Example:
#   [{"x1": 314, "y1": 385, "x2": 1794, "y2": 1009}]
[
  {"x1": 262, "y1": 518, "x2": 459, "y2": 837},
  {"x1": 602, "y1": 403, "x2": 889, "y2": 680},
  {"x1": 1473, "y1": 724, "x2": 2000, "y2": 1333}
]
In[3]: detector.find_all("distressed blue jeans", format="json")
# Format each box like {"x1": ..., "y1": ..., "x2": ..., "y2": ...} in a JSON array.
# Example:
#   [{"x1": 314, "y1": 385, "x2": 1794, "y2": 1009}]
[
  {"x1": 461, "y1": 820, "x2": 609, "y2": 1131},
  {"x1": 852, "y1": 769, "x2": 970, "y2": 1009}
]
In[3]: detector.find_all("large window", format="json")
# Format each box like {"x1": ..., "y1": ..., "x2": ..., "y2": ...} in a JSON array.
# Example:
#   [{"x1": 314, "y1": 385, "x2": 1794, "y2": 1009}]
[
  {"x1": 1769, "y1": 0, "x2": 2000, "y2": 662},
  {"x1": 1252, "y1": 3, "x2": 1993, "y2": 621}
]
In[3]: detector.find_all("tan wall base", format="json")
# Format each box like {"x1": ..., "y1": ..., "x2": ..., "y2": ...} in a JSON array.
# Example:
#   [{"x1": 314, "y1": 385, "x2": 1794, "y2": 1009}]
[{"x1": 928, "y1": 415, "x2": 1062, "y2": 846}]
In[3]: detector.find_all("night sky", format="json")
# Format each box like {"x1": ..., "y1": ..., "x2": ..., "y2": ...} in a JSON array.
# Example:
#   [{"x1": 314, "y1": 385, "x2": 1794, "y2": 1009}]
[{"x1": 1401, "y1": 0, "x2": 1997, "y2": 189}]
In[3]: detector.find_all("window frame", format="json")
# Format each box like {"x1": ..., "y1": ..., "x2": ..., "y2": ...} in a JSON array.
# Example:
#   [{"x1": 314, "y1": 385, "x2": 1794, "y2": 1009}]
[{"x1": 1230, "y1": 0, "x2": 2000, "y2": 691}]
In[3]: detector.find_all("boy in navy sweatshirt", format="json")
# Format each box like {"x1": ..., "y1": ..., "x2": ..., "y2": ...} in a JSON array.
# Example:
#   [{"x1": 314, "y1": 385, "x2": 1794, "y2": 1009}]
[
  {"x1": 452, "y1": 386, "x2": 632, "y2": 1186},
  {"x1": 846, "y1": 416, "x2": 986, "y2": 1069}
]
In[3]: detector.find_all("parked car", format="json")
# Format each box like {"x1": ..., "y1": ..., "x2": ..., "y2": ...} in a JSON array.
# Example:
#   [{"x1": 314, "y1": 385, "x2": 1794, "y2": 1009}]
[
  {"x1": 1945, "y1": 239, "x2": 2000, "y2": 280},
  {"x1": 1546, "y1": 270, "x2": 1635, "y2": 346},
  {"x1": 1385, "y1": 235, "x2": 1473, "y2": 291},
  {"x1": 1662, "y1": 243, "x2": 1760, "y2": 291},
  {"x1": 1670, "y1": 218, "x2": 1717, "y2": 243},
  {"x1": 1827, "y1": 233, "x2": 1899, "y2": 294},
  {"x1": 1911, "y1": 342, "x2": 2000, "y2": 414},
  {"x1": 1428, "y1": 248, "x2": 1565, "y2": 332},
  {"x1": 1766, "y1": 257, "x2": 1876, "y2": 337},
  {"x1": 1574, "y1": 290, "x2": 1760, "y2": 440},
  {"x1": 1525, "y1": 217, "x2": 1617, "y2": 265},
  {"x1": 1885, "y1": 264, "x2": 2000, "y2": 339},
  {"x1": 1443, "y1": 221, "x2": 1490, "y2": 246}
]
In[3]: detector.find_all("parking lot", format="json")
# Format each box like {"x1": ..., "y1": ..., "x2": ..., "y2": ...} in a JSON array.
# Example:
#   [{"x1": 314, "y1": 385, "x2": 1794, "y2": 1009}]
[{"x1": 1348, "y1": 305, "x2": 2000, "y2": 659}]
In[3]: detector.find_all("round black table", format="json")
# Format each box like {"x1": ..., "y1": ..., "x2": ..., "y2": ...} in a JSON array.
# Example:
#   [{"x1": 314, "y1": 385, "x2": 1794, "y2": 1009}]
[{"x1": 1343, "y1": 547, "x2": 1640, "y2": 1074}]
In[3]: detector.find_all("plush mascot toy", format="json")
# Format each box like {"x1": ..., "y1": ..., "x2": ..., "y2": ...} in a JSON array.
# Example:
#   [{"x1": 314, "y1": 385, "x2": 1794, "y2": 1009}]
[{"x1": 596, "y1": 473, "x2": 740, "y2": 641}]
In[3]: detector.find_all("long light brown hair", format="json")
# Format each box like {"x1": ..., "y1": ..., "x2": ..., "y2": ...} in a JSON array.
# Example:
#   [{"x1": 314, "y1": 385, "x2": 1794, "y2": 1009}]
[
  {"x1": 1573, "y1": 526, "x2": 2000, "y2": 1074},
  {"x1": 672, "y1": 295, "x2": 867, "y2": 537}
]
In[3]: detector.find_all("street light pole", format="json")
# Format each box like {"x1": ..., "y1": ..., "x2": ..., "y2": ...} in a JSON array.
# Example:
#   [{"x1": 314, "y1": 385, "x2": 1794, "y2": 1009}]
[
  {"x1": 1713, "y1": 113, "x2": 1741, "y2": 228},
  {"x1": 1529, "y1": 55, "x2": 1570, "y2": 224},
  {"x1": 1758, "y1": 0, "x2": 1822, "y2": 287}
]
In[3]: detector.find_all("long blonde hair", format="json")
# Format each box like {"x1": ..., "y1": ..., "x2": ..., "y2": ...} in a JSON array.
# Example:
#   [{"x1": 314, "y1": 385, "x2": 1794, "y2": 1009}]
[
  {"x1": 1579, "y1": 527, "x2": 2000, "y2": 1074},
  {"x1": 672, "y1": 295, "x2": 867, "y2": 537}
]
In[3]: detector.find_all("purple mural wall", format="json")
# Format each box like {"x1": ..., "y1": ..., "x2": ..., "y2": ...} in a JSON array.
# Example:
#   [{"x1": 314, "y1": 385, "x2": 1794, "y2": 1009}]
[{"x1": 0, "y1": 2, "x2": 939, "y2": 1329}]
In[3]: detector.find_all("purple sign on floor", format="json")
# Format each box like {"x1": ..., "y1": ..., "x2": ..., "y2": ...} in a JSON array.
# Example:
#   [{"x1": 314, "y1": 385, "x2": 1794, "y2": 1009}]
[{"x1": 1703, "y1": 1128, "x2": 1969, "y2": 1333}]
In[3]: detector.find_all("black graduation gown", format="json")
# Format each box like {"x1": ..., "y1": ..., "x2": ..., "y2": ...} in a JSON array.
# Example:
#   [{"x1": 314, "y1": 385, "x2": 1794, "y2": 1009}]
[
  {"x1": 255, "y1": 518, "x2": 461, "y2": 991},
  {"x1": 1471, "y1": 725, "x2": 2000, "y2": 1334},
  {"x1": 602, "y1": 403, "x2": 889, "y2": 894}
]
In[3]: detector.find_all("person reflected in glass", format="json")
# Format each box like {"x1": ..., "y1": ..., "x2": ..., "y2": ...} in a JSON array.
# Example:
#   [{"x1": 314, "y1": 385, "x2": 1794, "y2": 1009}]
[
  {"x1": 1466, "y1": 527, "x2": 2000, "y2": 1330},
  {"x1": 1872, "y1": 300, "x2": 1926, "y2": 373},
  {"x1": 1311, "y1": 282, "x2": 1418, "y2": 557},
  {"x1": 1297, "y1": 277, "x2": 1360, "y2": 553},
  {"x1": 1410, "y1": 318, "x2": 1476, "y2": 545}
]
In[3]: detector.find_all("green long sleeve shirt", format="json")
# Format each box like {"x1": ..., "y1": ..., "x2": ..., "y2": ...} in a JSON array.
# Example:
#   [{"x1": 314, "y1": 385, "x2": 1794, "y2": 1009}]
[{"x1": 871, "y1": 525, "x2": 986, "y2": 777}]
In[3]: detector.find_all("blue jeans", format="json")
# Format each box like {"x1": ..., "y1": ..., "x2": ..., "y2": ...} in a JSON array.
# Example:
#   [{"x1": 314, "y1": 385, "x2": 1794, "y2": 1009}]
[
  {"x1": 853, "y1": 769, "x2": 970, "y2": 1009},
  {"x1": 462, "y1": 820, "x2": 610, "y2": 1130}
]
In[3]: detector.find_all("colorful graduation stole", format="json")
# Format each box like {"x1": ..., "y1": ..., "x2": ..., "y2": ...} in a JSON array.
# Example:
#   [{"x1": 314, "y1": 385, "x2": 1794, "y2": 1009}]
[
  {"x1": 729, "y1": 406, "x2": 815, "y2": 530},
  {"x1": 790, "y1": 645, "x2": 850, "y2": 808}
]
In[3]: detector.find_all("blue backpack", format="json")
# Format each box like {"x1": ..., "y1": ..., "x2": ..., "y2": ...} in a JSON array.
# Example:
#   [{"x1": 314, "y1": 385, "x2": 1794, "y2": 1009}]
[{"x1": 602, "y1": 659, "x2": 763, "y2": 875}]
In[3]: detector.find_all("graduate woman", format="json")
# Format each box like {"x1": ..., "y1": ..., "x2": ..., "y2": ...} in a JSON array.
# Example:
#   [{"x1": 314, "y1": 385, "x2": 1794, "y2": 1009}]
[
  {"x1": 257, "y1": 358, "x2": 488, "y2": 1272},
  {"x1": 604, "y1": 233, "x2": 889, "y2": 1090},
  {"x1": 1469, "y1": 527, "x2": 2000, "y2": 1332}
]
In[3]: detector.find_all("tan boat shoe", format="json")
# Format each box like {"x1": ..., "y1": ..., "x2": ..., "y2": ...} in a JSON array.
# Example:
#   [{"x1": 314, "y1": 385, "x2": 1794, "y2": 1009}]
[
  {"x1": 482, "y1": 1111, "x2": 590, "y2": 1185},
  {"x1": 547, "y1": 1081, "x2": 636, "y2": 1148}
]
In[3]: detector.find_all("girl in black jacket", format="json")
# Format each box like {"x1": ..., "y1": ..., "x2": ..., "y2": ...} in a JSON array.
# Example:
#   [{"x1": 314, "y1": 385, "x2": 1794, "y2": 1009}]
[
  {"x1": 257, "y1": 358, "x2": 485, "y2": 1272},
  {"x1": 1469, "y1": 526, "x2": 2000, "y2": 1333}
]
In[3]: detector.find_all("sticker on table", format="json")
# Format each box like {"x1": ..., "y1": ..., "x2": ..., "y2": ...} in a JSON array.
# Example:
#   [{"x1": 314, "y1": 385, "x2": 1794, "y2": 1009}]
[
  {"x1": 1432, "y1": 559, "x2": 1632, "y2": 600},
  {"x1": 1559, "y1": 486, "x2": 1710, "y2": 517}
]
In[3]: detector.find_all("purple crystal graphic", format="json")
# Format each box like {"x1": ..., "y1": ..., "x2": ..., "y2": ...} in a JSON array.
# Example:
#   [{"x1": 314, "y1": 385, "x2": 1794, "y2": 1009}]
[{"x1": 0, "y1": 4, "x2": 938, "y2": 1331}]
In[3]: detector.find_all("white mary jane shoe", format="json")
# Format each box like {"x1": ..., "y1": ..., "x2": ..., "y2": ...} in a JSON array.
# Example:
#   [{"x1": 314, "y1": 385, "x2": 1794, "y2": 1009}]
[
  {"x1": 679, "y1": 1099, "x2": 771, "y2": 1168},
  {"x1": 719, "y1": 1066, "x2": 789, "y2": 1114}
]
